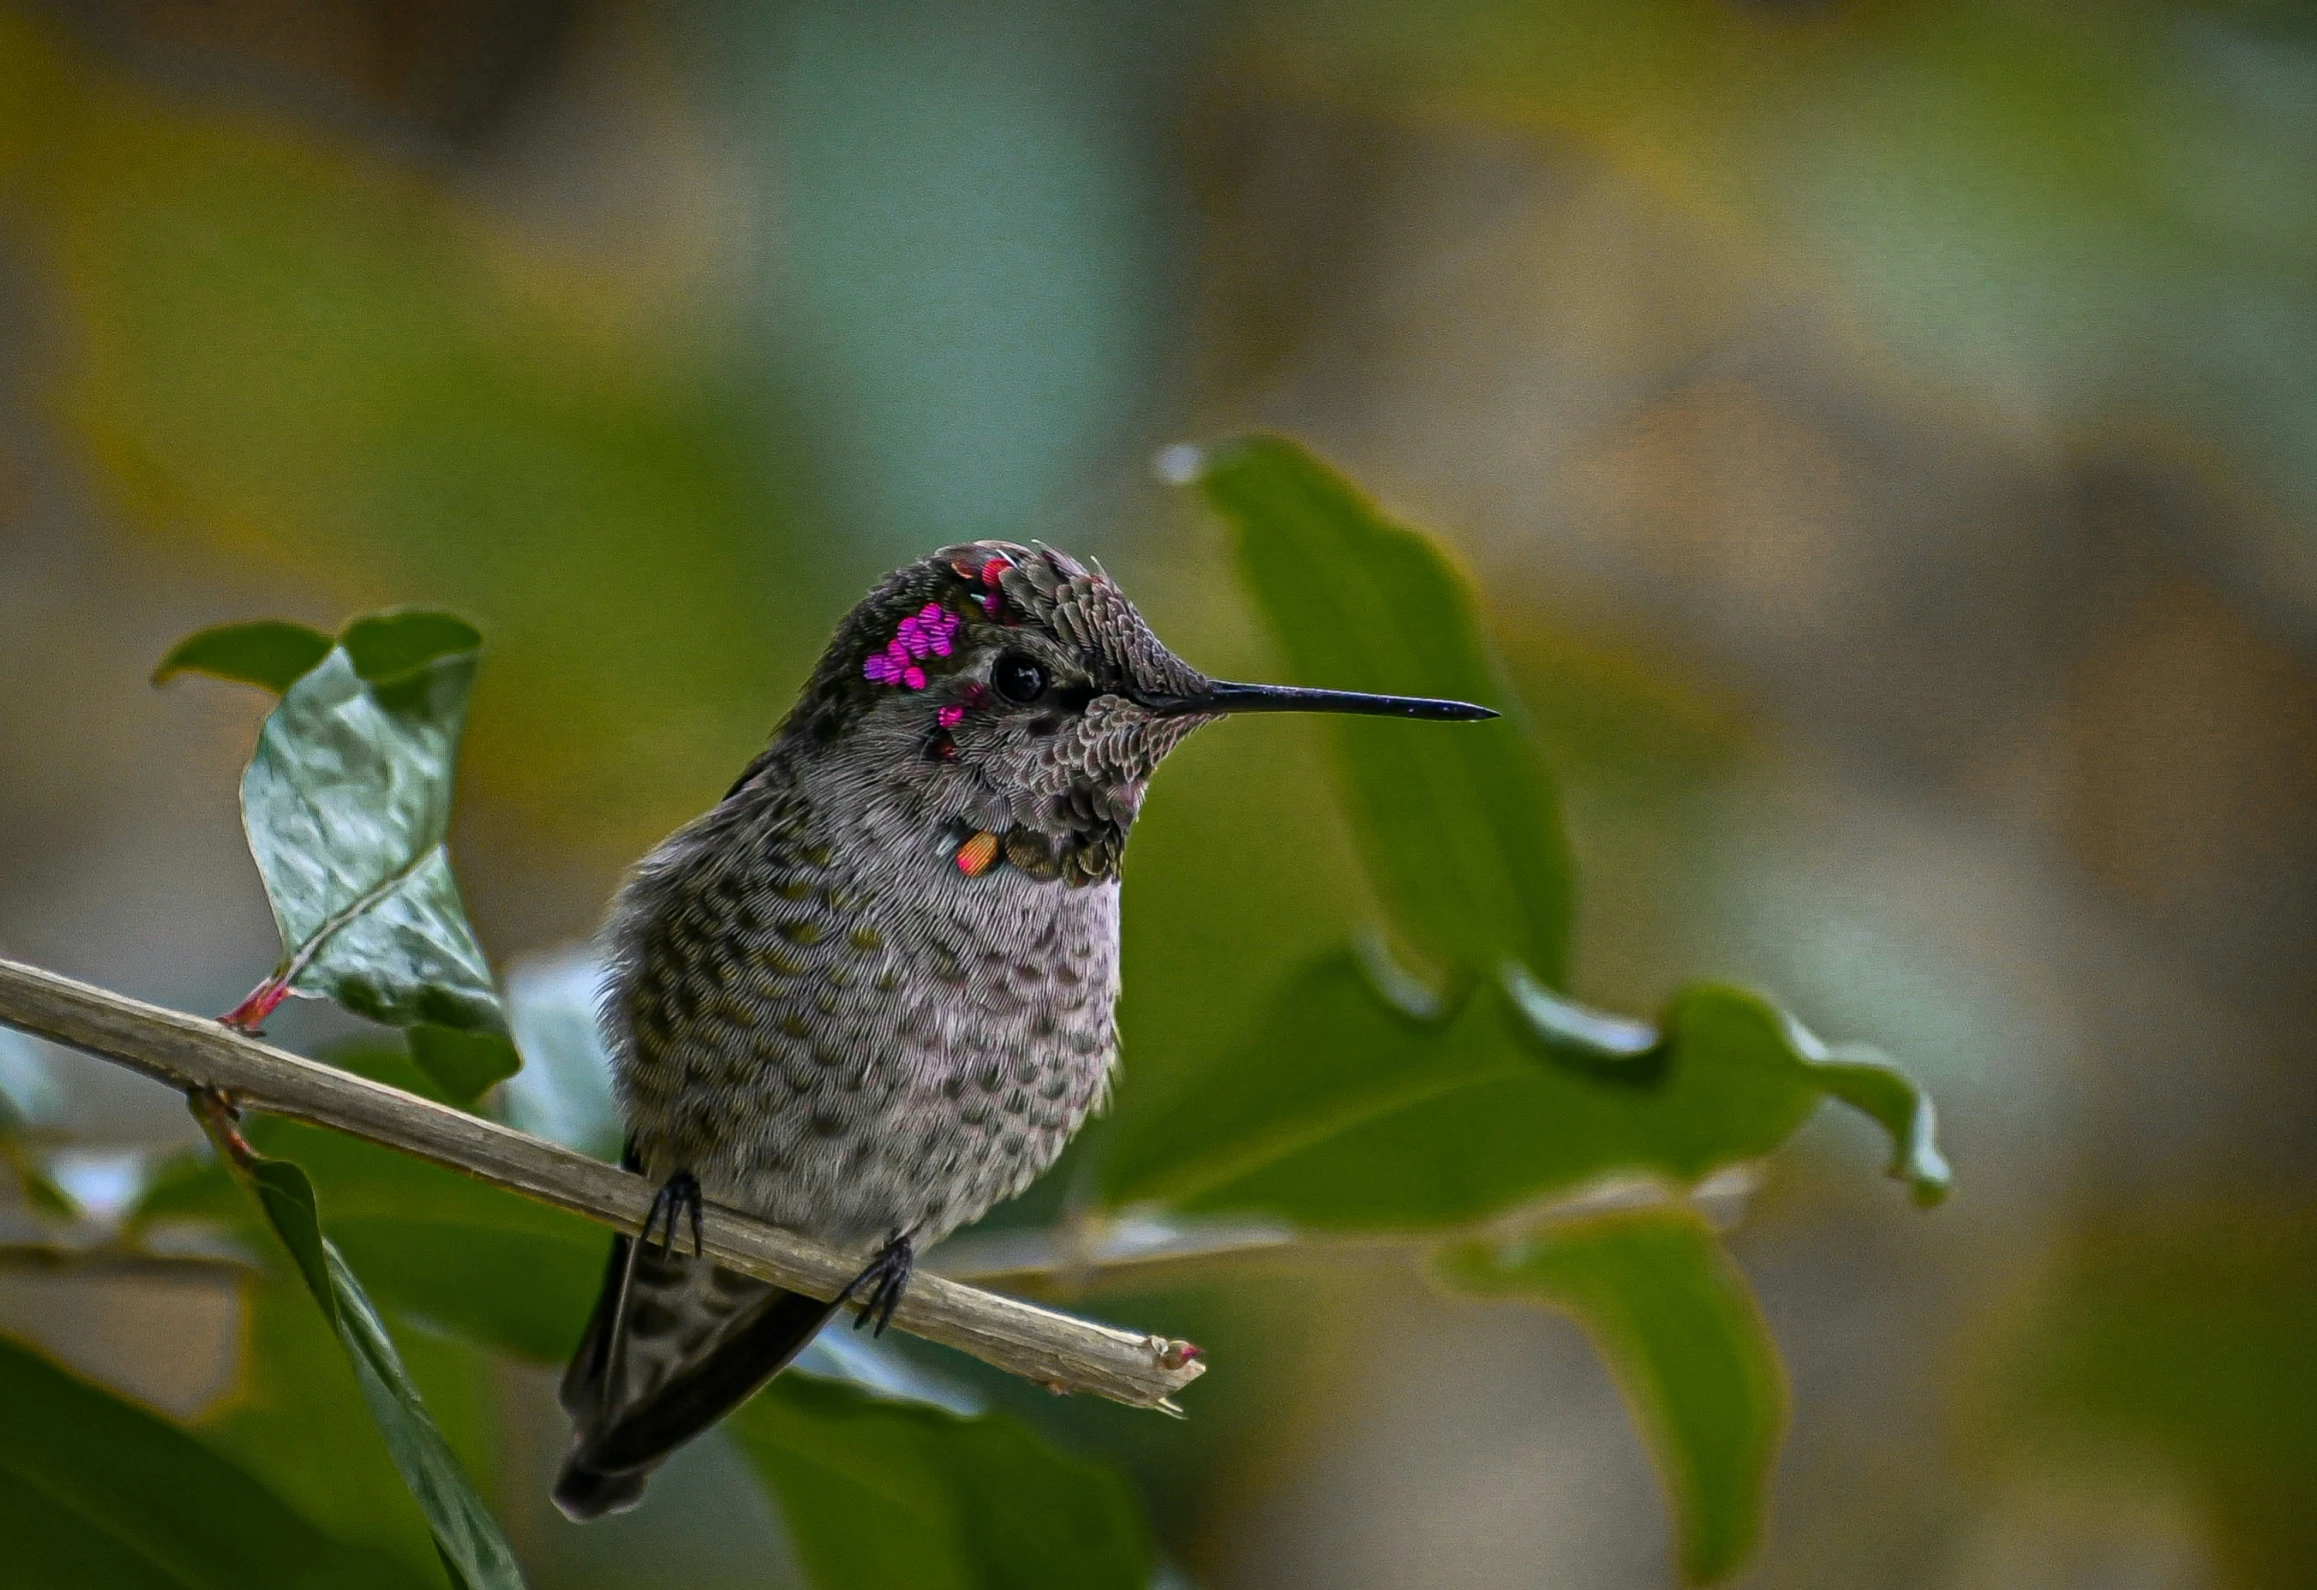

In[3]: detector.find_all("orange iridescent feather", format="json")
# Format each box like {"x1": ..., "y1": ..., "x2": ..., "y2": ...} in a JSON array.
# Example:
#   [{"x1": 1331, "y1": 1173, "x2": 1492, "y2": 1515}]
[{"x1": 955, "y1": 830, "x2": 1000, "y2": 877}]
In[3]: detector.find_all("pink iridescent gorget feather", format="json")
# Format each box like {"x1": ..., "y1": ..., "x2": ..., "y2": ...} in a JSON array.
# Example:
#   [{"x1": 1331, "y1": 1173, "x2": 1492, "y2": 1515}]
[{"x1": 861, "y1": 601, "x2": 961, "y2": 689}]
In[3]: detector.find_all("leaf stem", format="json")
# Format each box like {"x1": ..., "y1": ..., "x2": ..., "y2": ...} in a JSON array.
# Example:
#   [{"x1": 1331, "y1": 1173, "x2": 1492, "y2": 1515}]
[
  {"x1": 189, "y1": 1086, "x2": 260, "y2": 1170},
  {"x1": 217, "y1": 980, "x2": 289, "y2": 1033}
]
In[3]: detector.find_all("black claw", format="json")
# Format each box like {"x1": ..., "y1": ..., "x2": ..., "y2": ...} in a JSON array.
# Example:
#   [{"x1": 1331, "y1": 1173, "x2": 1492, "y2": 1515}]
[
  {"x1": 858, "y1": 1268, "x2": 895, "y2": 1337},
  {"x1": 836, "y1": 1232, "x2": 914, "y2": 1338},
  {"x1": 646, "y1": 1170, "x2": 704, "y2": 1260}
]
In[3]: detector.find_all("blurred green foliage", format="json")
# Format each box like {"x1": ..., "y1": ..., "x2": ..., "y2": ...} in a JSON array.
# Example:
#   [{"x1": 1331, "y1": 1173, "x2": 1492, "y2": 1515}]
[
  {"x1": 1984, "y1": 1209, "x2": 2317, "y2": 1590},
  {"x1": 0, "y1": 1331, "x2": 428, "y2": 1590},
  {"x1": 1246, "y1": 0, "x2": 2317, "y2": 563},
  {"x1": 0, "y1": 7, "x2": 816, "y2": 855},
  {"x1": 733, "y1": 1378, "x2": 1151, "y2": 1590},
  {"x1": 8, "y1": 0, "x2": 2301, "y2": 1583}
]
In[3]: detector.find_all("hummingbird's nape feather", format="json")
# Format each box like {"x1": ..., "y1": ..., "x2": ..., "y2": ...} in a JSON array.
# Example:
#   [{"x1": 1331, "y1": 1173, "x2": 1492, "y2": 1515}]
[{"x1": 556, "y1": 538, "x2": 1492, "y2": 1515}]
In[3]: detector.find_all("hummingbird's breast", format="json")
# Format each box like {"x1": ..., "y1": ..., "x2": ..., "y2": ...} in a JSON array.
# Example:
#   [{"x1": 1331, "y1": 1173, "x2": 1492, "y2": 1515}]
[{"x1": 604, "y1": 762, "x2": 1122, "y2": 1252}]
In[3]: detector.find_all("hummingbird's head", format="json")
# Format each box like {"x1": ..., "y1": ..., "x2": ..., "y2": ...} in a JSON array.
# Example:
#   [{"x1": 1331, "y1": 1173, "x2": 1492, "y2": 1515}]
[{"x1": 779, "y1": 541, "x2": 1491, "y2": 885}]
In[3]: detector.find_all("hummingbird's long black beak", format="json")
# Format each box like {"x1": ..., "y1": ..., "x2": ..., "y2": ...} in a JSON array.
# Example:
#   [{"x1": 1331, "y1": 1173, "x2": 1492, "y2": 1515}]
[{"x1": 1145, "y1": 680, "x2": 1498, "y2": 722}]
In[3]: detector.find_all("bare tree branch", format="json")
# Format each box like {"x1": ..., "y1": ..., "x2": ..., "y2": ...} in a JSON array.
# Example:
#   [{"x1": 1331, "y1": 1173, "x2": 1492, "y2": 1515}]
[{"x1": 0, "y1": 957, "x2": 1205, "y2": 1409}]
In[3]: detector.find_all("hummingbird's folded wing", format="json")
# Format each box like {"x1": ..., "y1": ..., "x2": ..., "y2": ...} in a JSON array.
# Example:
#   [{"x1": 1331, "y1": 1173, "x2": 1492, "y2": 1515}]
[
  {"x1": 554, "y1": 1225, "x2": 839, "y2": 1521},
  {"x1": 554, "y1": 1151, "x2": 841, "y2": 1521}
]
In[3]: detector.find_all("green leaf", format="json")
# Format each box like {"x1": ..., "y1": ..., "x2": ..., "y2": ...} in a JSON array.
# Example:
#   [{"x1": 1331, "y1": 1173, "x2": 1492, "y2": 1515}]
[
  {"x1": 1134, "y1": 436, "x2": 1949, "y2": 1222},
  {"x1": 219, "y1": 611, "x2": 517, "y2": 1100},
  {"x1": 197, "y1": 1269, "x2": 503, "y2": 1588},
  {"x1": 152, "y1": 619, "x2": 333, "y2": 694},
  {"x1": 139, "y1": 1117, "x2": 602, "y2": 1364},
  {"x1": 405, "y1": 1027, "x2": 520, "y2": 1108},
  {"x1": 1436, "y1": 1208, "x2": 1787, "y2": 1586},
  {"x1": 146, "y1": 1111, "x2": 537, "y2": 1581},
  {"x1": 337, "y1": 612, "x2": 484, "y2": 687},
  {"x1": 500, "y1": 951, "x2": 623, "y2": 1159},
  {"x1": 1104, "y1": 949, "x2": 1523, "y2": 1211},
  {"x1": 261, "y1": 1126, "x2": 602, "y2": 1363},
  {"x1": 198, "y1": 1275, "x2": 461, "y2": 1586},
  {"x1": 1106, "y1": 952, "x2": 1948, "y2": 1224},
  {"x1": 1184, "y1": 433, "x2": 1575, "y2": 985},
  {"x1": 1502, "y1": 966, "x2": 1951, "y2": 1207},
  {"x1": 0, "y1": 1330, "x2": 429, "y2": 1590},
  {"x1": 237, "y1": 1153, "x2": 525, "y2": 1590},
  {"x1": 730, "y1": 1374, "x2": 1150, "y2": 1590}
]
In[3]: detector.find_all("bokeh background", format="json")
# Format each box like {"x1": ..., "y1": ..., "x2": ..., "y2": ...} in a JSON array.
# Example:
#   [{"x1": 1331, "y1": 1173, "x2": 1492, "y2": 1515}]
[{"x1": 3, "y1": 1, "x2": 2314, "y2": 1585}]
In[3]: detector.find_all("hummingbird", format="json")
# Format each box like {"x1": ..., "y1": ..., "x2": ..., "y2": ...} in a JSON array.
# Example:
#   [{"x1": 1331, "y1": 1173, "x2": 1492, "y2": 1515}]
[{"x1": 554, "y1": 539, "x2": 1493, "y2": 1518}]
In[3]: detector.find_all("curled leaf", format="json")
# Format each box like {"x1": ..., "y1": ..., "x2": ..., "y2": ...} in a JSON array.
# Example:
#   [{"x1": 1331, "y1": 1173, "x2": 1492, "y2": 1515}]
[
  {"x1": 1108, "y1": 952, "x2": 1950, "y2": 1225},
  {"x1": 161, "y1": 609, "x2": 517, "y2": 1100},
  {"x1": 337, "y1": 611, "x2": 485, "y2": 686},
  {"x1": 1500, "y1": 966, "x2": 1951, "y2": 1208}
]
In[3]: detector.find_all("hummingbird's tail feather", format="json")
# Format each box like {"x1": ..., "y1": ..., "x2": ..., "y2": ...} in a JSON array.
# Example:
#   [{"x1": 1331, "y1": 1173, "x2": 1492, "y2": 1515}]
[{"x1": 553, "y1": 1231, "x2": 839, "y2": 1521}]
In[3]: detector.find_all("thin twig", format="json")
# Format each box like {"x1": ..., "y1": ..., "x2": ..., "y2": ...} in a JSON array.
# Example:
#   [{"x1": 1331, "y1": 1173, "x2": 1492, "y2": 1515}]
[
  {"x1": 0, "y1": 957, "x2": 1204, "y2": 1410},
  {"x1": 0, "y1": 1241, "x2": 253, "y2": 1281},
  {"x1": 928, "y1": 1216, "x2": 1300, "y2": 1291},
  {"x1": 928, "y1": 1174, "x2": 1761, "y2": 1296}
]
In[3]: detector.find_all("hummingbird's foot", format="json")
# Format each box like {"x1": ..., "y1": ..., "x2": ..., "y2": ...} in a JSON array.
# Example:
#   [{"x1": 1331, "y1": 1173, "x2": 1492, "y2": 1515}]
[
  {"x1": 837, "y1": 1232, "x2": 915, "y2": 1338},
  {"x1": 643, "y1": 1170, "x2": 704, "y2": 1259}
]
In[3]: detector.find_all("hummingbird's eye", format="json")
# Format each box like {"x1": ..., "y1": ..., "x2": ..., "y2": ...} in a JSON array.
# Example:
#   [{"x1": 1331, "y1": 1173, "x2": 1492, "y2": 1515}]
[{"x1": 992, "y1": 651, "x2": 1048, "y2": 704}]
